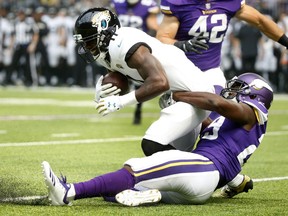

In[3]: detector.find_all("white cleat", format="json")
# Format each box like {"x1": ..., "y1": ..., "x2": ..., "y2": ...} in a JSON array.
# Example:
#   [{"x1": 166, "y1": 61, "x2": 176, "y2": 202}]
[
  {"x1": 116, "y1": 189, "x2": 161, "y2": 207},
  {"x1": 41, "y1": 161, "x2": 71, "y2": 206}
]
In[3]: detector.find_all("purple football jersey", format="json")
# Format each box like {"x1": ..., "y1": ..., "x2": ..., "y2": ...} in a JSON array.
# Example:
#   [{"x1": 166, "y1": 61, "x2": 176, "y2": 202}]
[
  {"x1": 112, "y1": 0, "x2": 159, "y2": 32},
  {"x1": 160, "y1": 0, "x2": 244, "y2": 71},
  {"x1": 193, "y1": 111, "x2": 267, "y2": 187}
]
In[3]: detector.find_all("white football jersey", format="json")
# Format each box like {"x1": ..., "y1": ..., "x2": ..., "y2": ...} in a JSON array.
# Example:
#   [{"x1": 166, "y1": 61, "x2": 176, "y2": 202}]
[{"x1": 97, "y1": 27, "x2": 214, "y2": 93}]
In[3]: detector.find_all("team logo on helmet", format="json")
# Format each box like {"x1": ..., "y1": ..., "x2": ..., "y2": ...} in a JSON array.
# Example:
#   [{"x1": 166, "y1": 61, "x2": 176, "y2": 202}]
[
  {"x1": 91, "y1": 10, "x2": 111, "y2": 30},
  {"x1": 250, "y1": 79, "x2": 273, "y2": 92}
]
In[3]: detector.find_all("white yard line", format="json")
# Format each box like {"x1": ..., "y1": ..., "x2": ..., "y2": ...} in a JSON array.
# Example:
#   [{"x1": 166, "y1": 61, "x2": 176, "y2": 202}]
[
  {"x1": 0, "y1": 130, "x2": 287, "y2": 148},
  {"x1": 0, "y1": 136, "x2": 143, "y2": 147},
  {"x1": 253, "y1": 176, "x2": 288, "y2": 182}
]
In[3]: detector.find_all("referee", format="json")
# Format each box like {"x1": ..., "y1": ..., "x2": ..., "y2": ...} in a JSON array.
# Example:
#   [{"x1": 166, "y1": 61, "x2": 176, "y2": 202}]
[{"x1": 8, "y1": 8, "x2": 39, "y2": 86}]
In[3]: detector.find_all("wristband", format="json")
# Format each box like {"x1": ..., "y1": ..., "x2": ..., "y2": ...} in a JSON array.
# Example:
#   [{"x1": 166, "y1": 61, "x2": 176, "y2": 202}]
[
  {"x1": 278, "y1": 34, "x2": 288, "y2": 49},
  {"x1": 119, "y1": 91, "x2": 138, "y2": 106}
]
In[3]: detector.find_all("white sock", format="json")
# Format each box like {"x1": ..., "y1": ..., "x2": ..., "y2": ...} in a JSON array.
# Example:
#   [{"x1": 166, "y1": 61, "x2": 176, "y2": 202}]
[
  {"x1": 67, "y1": 184, "x2": 76, "y2": 201},
  {"x1": 227, "y1": 174, "x2": 244, "y2": 188}
]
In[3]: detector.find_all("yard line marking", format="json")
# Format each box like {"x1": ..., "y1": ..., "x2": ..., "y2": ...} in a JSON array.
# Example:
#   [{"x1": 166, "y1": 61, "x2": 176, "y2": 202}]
[
  {"x1": 253, "y1": 176, "x2": 288, "y2": 182},
  {"x1": 266, "y1": 131, "x2": 288, "y2": 136},
  {"x1": 1, "y1": 176, "x2": 288, "y2": 203},
  {"x1": 0, "y1": 137, "x2": 142, "y2": 147},
  {"x1": 0, "y1": 130, "x2": 287, "y2": 147},
  {"x1": 0, "y1": 195, "x2": 47, "y2": 202},
  {"x1": 0, "y1": 113, "x2": 159, "y2": 121},
  {"x1": 51, "y1": 133, "x2": 80, "y2": 138},
  {"x1": 0, "y1": 130, "x2": 7, "y2": 134}
]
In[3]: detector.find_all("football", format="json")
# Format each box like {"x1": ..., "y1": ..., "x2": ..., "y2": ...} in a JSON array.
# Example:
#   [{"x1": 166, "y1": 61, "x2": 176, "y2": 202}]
[{"x1": 102, "y1": 72, "x2": 129, "y2": 95}]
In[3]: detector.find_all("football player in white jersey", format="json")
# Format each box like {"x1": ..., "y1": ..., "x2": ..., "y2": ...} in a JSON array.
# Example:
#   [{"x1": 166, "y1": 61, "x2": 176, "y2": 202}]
[
  {"x1": 73, "y1": 7, "x2": 214, "y2": 155},
  {"x1": 41, "y1": 73, "x2": 273, "y2": 206}
]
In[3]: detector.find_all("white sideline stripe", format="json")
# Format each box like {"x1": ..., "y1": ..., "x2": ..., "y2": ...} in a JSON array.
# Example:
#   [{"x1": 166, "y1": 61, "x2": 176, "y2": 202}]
[
  {"x1": 1, "y1": 176, "x2": 288, "y2": 202},
  {"x1": 0, "y1": 137, "x2": 142, "y2": 147}
]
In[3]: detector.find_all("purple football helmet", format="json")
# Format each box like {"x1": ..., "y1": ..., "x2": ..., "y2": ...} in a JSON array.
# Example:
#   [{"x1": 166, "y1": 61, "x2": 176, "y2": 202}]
[
  {"x1": 221, "y1": 73, "x2": 273, "y2": 110},
  {"x1": 73, "y1": 8, "x2": 121, "y2": 63}
]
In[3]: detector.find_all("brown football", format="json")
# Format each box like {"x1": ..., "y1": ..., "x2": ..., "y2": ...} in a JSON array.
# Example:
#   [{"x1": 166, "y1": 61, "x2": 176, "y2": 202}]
[{"x1": 102, "y1": 72, "x2": 129, "y2": 95}]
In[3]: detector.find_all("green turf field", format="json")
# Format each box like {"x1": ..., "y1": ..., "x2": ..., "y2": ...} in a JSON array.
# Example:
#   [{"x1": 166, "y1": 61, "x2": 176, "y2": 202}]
[{"x1": 0, "y1": 86, "x2": 287, "y2": 216}]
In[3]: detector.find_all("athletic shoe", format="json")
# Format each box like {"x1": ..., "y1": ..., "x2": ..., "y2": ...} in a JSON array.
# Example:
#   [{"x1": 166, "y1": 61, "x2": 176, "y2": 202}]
[
  {"x1": 221, "y1": 175, "x2": 254, "y2": 198},
  {"x1": 41, "y1": 161, "x2": 72, "y2": 206},
  {"x1": 115, "y1": 189, "x2": 161, "y2": 207}
]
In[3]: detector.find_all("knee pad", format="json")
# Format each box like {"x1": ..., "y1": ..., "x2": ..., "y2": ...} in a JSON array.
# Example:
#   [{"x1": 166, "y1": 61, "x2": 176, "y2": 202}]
[{"x1": 141, "y1": 138, "x2": 175, "y2": 156}]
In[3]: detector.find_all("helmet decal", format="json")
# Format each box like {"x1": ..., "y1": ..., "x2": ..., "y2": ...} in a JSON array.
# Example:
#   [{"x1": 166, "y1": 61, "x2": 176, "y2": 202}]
[
  {"x1": 250, "y1": 79, "x2": 273, "y2": 92},
  {"x1": 91, "y1": 10, "x2": 111, "y2": 30}
]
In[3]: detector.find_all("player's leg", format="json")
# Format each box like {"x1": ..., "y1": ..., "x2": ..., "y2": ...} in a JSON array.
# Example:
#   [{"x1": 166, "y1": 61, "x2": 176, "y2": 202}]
[
  {"x1": 142, "y1": 101, "x2": 210, "y2": 156},
  {"x1": 117, "y1": 150, "x2": 219, "y2": 206},
  {"x1": 41, "y1": 161, "x2": 135, "y2": 206}
]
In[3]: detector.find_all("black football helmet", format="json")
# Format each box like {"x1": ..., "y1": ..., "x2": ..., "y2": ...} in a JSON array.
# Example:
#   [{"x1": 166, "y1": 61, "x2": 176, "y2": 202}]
[
  {"x1": 73, "y1": 8, "x2": 121, "y2": 63},
  {"x1": 221, "y1": 73, "x2": 273, "y2": 110}
]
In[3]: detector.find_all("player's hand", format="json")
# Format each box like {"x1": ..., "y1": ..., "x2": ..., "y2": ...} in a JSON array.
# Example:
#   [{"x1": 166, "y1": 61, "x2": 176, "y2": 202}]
[
  {"x1": 158, "y1": 92, "x2": 175, "y2": 109},
  {"x1": 95, "y1": 96, "x2": 124, "y2": 116},
  {"x1": 95, "y1": 75, "x2": 121, "y2": 102},
  {"x1": 174, "y1": 33, "x2": 209, "y2": 54}
]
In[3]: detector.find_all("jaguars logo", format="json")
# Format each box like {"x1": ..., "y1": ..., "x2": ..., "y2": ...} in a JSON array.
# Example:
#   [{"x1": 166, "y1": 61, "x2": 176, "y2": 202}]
[{"x1": 91, "y1": 10, "x2": 111, "y2": 30}]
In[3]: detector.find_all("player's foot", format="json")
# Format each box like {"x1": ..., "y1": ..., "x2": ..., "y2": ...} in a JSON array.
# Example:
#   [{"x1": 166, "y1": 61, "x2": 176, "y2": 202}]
[
  {"x1": 116, "y1": 189, "x2": 162, "y2": 206},
  {"x1": 221, "y1": 175, "x2": 253, "y2": 198},
  {"x1": 41, "y1": 161, "x2": 72, "y2": 206}
]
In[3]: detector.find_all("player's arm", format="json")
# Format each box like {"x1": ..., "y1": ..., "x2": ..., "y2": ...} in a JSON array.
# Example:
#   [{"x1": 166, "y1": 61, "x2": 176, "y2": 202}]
[
  {"x1": 156, "y1": 14, "x2": 208, "y2": 53},
  {"x1": 146, "y1": 6, "x2": 160, "y2": 37},
  {"x1": 127, "y1": 45, "x2": 170, "y2": 102},
  {"x1": 235, "y1": 4, "x2": 288, "y2": 49},
  {"x1": 146, "y1": 13, "x2": 159, "y2": 37},
  {"x1": 156, "y1": 15, "x2": 179, "y2": 44},
  {"x1": 173, "y1": 91, "x2": 256, "y2": 127}
]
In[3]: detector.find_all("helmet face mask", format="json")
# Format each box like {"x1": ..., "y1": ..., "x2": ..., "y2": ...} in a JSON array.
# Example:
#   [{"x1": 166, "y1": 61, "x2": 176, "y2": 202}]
[
  {"x1": 221, "y1": 78, "x2": 249, "y2": 100},
  {"x1": 73, "y1": 8, "x2": 120, "y2": 63},
  {"x1": 221, "y1": 73, "x2": 273, "y2": 110}
]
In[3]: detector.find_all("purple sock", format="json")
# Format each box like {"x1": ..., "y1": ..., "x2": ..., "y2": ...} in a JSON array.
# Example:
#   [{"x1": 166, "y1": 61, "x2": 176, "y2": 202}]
[{"x1": 74, "y1": 168, "x2": 135, "y2": 200}]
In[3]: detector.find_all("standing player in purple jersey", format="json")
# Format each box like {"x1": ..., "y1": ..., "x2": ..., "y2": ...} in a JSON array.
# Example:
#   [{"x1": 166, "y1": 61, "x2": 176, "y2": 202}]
[
  {"x1": 157, "y1": 0, "x2": 288, "y2": 88},
  {"x1": 41, "y1": 72, "x2": 273, "y2": 206},
  {"x1": 156, "y1": 0, "x2": 288, "y2": 197},
  {"x1": 107, "y1": 0, "x2": 160, "y2": 125}
]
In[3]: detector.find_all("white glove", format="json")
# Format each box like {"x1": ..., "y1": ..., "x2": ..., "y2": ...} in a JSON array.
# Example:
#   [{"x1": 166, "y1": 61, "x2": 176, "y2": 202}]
[
  {"x1": 95, "y1": 96, "x2": 124, "y2": 116},
  {"x1": 95, "y1": 75, "x2": 121, "y2": 102}
]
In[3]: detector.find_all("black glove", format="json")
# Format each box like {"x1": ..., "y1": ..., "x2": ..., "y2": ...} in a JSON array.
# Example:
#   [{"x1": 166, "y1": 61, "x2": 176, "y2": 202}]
[{"x1": 174, "y1": 33, "x2": 209, "y2": 54}]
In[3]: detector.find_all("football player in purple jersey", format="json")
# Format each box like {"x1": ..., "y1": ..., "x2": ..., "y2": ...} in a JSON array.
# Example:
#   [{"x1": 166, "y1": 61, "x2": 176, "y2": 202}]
[
  {"x1": 42, "y1": 72, "x2": 273, "y2": 206},
  {"x1": 157, "y1": 0, "x2": 288, "y2": 87},
  {"x1": 156, "y1": 0, "x2": 288, "y2": 197},
  {"x1": 110, "y1": 0, "x2": 160, "y2": 125}
]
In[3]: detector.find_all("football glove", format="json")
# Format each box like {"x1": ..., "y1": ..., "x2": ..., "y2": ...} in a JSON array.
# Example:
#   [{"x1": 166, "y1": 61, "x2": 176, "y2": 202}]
[
  {"x1": 95, "y1": 75, "x2": 121, "y2": 102},
  {"x1": 95, "y1": 96, "x2": 123, "y2": 116},
  {"x1": 174, "y1": 33, "x2": 209, "y2": 54}
]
